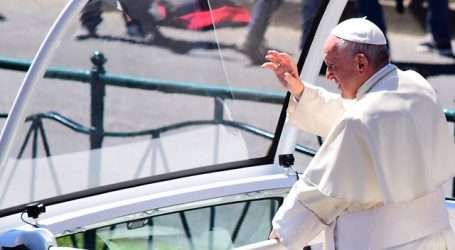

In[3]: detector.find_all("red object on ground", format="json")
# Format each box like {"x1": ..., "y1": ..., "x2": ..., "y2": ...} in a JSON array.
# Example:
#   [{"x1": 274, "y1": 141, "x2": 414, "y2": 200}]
[{"x1": 180, "y1": 6, "x2": 251, "y2": 30}]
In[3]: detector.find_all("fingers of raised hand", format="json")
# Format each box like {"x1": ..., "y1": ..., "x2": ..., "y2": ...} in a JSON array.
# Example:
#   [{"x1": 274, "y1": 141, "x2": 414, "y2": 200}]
[
  {"x1": 263, "y1": 56, "x2": 287, "y2": 74},
  {"x1": 265, "y1": 51, "x2": 283, "y2": 64},
  {"x1": 261, "y1": 62, "x2": 287, "y2": 76},
  {"x1": 260, "y1": 62, "x2": 278, "y2": 71}
]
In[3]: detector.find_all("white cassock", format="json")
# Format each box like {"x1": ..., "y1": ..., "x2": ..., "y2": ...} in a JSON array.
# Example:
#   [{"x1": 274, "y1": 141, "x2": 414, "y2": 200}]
[{"x1": 272, "y1": 64, "x2": 455, "y2": 250}]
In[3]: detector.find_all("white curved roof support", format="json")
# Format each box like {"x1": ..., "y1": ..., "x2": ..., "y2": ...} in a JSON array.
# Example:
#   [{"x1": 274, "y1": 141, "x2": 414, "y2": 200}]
[
  {"x1": 0, "y1": 0, "x2": 89, "y2": 172},
  {"x1": 274, "y1": 0, "x2": 348, "y2": 168}
]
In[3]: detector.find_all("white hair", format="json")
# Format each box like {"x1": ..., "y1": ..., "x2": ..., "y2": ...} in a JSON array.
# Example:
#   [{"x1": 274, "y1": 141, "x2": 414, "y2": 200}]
[{"x1": 337, "y1": 39, "x2": 390, "y2": 67}]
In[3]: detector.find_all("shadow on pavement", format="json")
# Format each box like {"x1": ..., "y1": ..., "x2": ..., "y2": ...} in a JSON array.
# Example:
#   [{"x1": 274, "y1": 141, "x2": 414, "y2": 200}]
[
  {"x1": 74, "y1": 32, "x2": 286, "y2": 65},
  {"x1": 74, "y1": 33, "x2": 234, "y2": 54}
]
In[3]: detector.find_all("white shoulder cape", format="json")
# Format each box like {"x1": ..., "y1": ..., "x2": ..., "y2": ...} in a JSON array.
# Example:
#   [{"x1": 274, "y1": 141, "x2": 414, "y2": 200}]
[{"x1": 288, "y1": 67, "x2": 455, "y2": 203}]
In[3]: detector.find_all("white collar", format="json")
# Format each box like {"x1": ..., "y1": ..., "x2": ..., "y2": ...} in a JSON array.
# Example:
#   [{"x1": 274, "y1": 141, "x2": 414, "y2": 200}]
[{"x1": 356, "y1": 63, "x2": 396, "y2": 99}]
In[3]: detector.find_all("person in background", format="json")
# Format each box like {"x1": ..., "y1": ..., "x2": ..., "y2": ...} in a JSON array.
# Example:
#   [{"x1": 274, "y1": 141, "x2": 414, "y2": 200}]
[
  {"x1": 412, "y1": 0, "x2": 454, "y2": 57},
  {"x1": 238, "y1": 0, "x2": 390, "y2": 65},
  {"x1": 77, "y1": 0, "x2": 164, "y2": 41},
  {"x1": 262, "y1": 18, "x2": 455, "y2": 249},
  {"x1": 236, "y1": 0, "x2": 283, "y2": 65},
  {"x1": 354, "y1": 0, "x2": 389, "y2": 44}
]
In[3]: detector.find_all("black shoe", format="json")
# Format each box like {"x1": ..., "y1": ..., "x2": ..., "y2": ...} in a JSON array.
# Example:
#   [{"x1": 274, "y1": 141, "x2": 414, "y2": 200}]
[
  {"x1": 74, "y1": 27, "x2": 98, "y2": 40},
  {"x1": 126, "y1": 20, "x2": 144, "y2": 38},
  {"x1": 236, "y1": 40, "x2": 268, "y2": 65}
]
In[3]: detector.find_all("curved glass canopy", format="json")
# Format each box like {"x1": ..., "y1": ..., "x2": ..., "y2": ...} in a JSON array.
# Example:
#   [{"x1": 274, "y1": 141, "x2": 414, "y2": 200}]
[{"x1": 0, "y1": 0, "x2": 320, "y2": 211}]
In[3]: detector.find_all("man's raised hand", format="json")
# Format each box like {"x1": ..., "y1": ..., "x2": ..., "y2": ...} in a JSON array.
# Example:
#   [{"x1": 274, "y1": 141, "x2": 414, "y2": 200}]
[{"x1": 261, "y1": 50, "x2": 304, "y2": 99}]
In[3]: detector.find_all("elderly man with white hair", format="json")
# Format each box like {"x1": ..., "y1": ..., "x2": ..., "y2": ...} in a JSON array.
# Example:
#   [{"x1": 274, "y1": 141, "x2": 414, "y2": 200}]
[{"x1": 262, "y1": 18, "x2": 455, "y2": 249}]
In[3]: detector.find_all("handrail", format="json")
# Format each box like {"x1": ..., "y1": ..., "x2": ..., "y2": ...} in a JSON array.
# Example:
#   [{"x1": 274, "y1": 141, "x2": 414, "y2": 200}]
[
  {"x1": 0, "y1": 56, "x2": 286, "y2": 104},
  {"x1": 2, "y1": 54, "x2": 453, "y2": 108},
  {"x1": 5, "y1": 56, "x2": 455, "y2": 103},
  {"x1": 1, "y1": 111, "x2": 319, "y2": 157}
]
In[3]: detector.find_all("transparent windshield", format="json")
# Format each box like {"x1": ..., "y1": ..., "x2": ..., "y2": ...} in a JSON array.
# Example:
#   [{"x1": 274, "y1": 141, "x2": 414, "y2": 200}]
[
  {"x1": 56, "y1": 194, "x2": 284, "y2": 249},
  {"x1": 0, "y1": 0, "x2": 317, "y2": 209}
]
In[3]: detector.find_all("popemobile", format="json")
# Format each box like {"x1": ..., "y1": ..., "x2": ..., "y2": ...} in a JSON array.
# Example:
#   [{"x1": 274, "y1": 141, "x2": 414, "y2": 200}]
[{"x1": 0, "y1": 0, "x2": 454, "y2": 249}]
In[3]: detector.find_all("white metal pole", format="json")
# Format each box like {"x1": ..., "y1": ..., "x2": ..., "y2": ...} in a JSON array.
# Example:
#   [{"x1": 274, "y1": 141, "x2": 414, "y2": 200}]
[
  {"x1": 0, "y1": 0, "x2": 88, "y2": 172},
  {"x1": 274, "y1": 0, "x2": 348, "y2": 167}
]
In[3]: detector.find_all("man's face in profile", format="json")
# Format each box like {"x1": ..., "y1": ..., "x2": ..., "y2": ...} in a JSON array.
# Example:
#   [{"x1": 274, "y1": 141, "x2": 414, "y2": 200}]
[{"x1": 324, "y1": 36, "x2": 359, "y2": 99}]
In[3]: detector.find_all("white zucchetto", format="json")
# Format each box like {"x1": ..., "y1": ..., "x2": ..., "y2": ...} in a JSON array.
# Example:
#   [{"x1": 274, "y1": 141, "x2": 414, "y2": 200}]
[{"x1": 331, "y1": 17, "x2": 387, "y2": 45}]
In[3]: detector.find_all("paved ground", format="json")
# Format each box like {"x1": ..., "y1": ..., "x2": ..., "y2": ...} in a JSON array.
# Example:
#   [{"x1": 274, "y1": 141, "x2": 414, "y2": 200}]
[{"x1": 0, "y1": 0, "x2": 454, "y2": 106}]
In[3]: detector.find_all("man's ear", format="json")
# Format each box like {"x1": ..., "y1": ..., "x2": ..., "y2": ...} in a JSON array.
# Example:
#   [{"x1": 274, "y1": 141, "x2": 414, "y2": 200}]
[{"x1": 356, "y1": 53, "x2": 368, "y2": 74}]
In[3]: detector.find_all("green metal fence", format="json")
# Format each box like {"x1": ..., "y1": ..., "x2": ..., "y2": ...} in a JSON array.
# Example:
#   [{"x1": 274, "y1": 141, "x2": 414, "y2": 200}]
[
  {"x1": 0, "y1": 52, "x2": 319, "y2": 157},
  {"x1": 0, "y1": 52, "x2": 454, "y2": 195}
]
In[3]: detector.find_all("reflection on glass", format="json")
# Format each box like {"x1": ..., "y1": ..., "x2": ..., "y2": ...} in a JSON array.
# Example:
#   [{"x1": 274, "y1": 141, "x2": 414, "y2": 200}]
[
  {"x1": 0, "y1": 0, "x2": 320, "y2": 209},
  {"x1": 56, "y1": 198, "x2": 280, "y2": 249}
]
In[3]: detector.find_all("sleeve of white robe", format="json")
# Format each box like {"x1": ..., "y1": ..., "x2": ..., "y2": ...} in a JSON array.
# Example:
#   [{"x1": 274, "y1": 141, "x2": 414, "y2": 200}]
[
  {"x1": 287, "y1": 82, "x2": 344, "y2": 138},
  {"x1": 272, "y1": 179, "x2": 350, "y2": 250}
]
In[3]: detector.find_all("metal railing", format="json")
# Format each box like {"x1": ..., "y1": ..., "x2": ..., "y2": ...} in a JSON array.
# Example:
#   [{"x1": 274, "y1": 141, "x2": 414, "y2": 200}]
[
  {"x1": 0, "y1": 52, "x2": 454, "y2": 196},
  {"x1": 0, "y1": 52, "x2": 318, "y2": 157}
]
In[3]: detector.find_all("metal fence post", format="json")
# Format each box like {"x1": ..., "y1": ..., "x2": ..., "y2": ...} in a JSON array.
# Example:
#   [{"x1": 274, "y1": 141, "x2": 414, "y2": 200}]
[
  {"x1": 85, "y1": 51, "x2": 107, "y2": 249},
  {"x1": 90, "y1": 51, "x2": 106, "y2": 149},
  {"x1": 88, "y1": 51, "x2": 106, "y2": 190},
  {"x1": 214, "y1": 97, "x2": 224, "y2": 122},
  {"x1": 213, "y1": 97, "x2": 225, "y2": 164}
]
